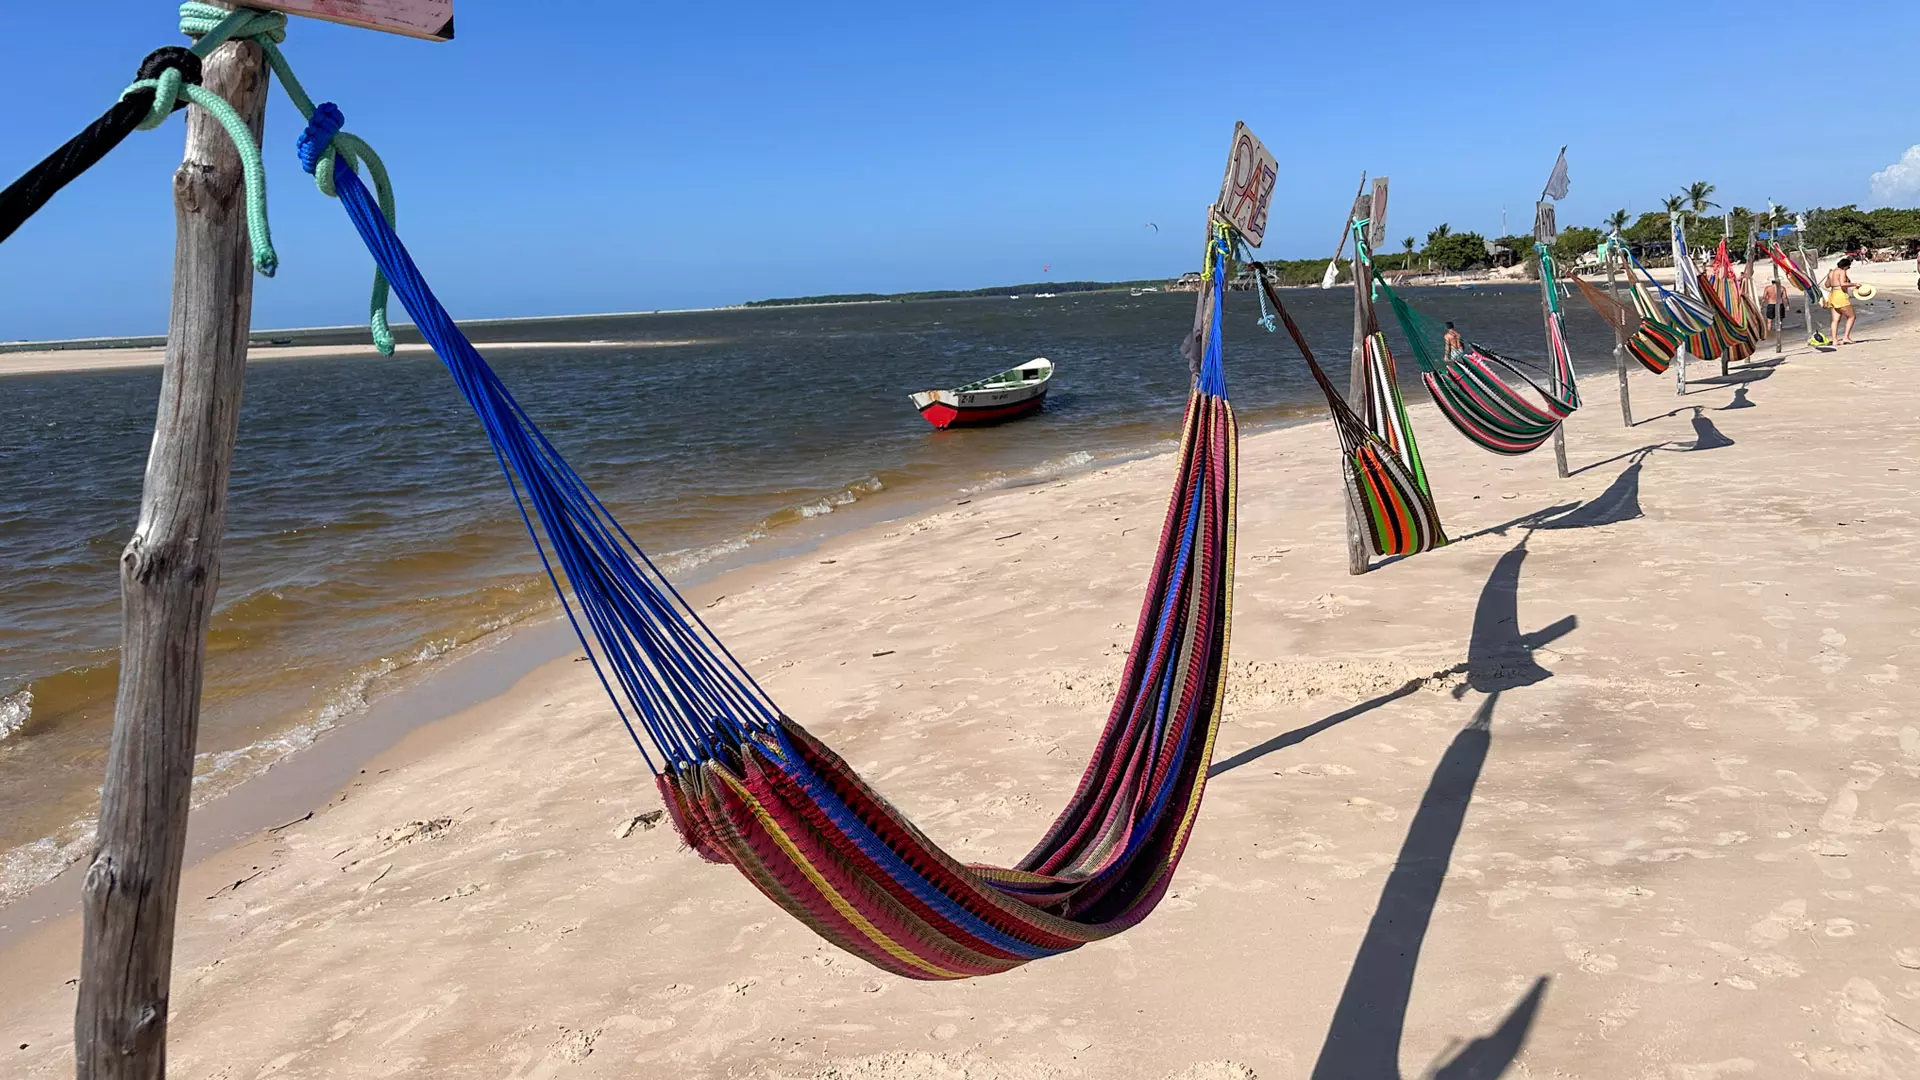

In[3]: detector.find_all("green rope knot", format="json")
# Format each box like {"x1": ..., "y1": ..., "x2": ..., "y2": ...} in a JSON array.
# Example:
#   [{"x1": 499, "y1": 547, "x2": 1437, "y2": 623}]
[{"x1": 178, "y1": 3, "x2": 286, "y2": 49}]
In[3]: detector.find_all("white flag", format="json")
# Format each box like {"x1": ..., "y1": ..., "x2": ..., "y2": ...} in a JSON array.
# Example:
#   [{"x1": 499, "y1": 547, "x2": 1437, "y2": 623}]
[
  {"x1": 1319, "y1": 259, "x2": 1339, "y2": 290},
  {"x1": 1543, "y1": 147, "x2": 1570, "y2": 201}
]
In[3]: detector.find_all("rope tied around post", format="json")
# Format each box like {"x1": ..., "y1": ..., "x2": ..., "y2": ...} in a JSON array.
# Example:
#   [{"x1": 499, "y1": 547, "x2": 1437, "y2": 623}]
[{"x1": 291, "y1": 100, "x2": 400, "y2": 354}]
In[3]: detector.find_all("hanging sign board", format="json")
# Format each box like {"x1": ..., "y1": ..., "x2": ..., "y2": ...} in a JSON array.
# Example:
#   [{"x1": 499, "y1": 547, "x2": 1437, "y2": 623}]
[
  {"x1": 1533, "y1": 200, "x2": 1557, "y2": 245},
  {"x1": 1367, "y1": 177, "x2": 1389, "y2": 250},
  {"x1": 265, "y1": 1, "x2": 455, "y2": 41},
  {"x1": 1214, "y1": 122, "x2": 1278, "y2": 248}
]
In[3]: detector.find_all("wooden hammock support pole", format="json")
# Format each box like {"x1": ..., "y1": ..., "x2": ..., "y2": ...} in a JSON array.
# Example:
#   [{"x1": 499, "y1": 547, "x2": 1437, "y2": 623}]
[
  {"x1": 1345, "y1": 184, "x2": 1378, "y2": 575},
  {"x1": 1796, "y1": 232, "x2": 1818, "y2": 342},
  {"x1": 1604, "y1": 239, "x2": 1632, "y2": 426},
  {"x1": 1771, "y1": 215, "x2": 1786, "y2": 353},
  {"x1": 1741, "y1": 226, "x2": 1758, "y2": 365},
  {"x1": 1719, "y1": 216, "x2": 1732, "y2": 378},
  {"x1": 1672, "y1": 213, "x2": 1689, "y2": 397},
  {"x1": 75, "y1": 35, "x2": 266, "y2": 1080},
  {"x1": 1533, "y1": 203, "x2": 1569, "y2": 477}
]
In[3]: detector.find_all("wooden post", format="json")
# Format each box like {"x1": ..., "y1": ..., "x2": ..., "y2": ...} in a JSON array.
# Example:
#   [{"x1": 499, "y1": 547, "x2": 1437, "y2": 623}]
[
  {"x1": 1533, "y1": 204, "x2": 1569, "y2": 477},
  {"x1": 1795, "y1": 229, "x2": 1819, "y2": 341},
  {"x1": 1604, "y1": 237, "x2": 1632, "y2": 426},
  {"x1": 1671, "y1": 213, "x2": 1689, "y2": 396},
  {"x1": 1770, "y1": 213, "x2": 1786, "y2": 353},
  {"x1": 75, "y1": 35, "x2": 265, "y2": 1080},
  {"x1": 1345, "y1": 186, "x2": 1375, "y2": 576}
]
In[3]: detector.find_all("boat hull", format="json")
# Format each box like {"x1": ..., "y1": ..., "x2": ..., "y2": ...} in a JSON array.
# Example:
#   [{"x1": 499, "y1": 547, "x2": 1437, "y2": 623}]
[{"x1": 916, "y1": 390, "x2": 1048, "y2": 429}]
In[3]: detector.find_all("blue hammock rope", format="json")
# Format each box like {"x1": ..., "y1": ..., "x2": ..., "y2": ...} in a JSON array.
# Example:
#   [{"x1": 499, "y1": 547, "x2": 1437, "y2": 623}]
[
  {"x1": 306, "y1": 104, "x2": 1240, "y2": 979},
  {"x1": 319, "y1": 149, "x2": 780, "y2": 775}
]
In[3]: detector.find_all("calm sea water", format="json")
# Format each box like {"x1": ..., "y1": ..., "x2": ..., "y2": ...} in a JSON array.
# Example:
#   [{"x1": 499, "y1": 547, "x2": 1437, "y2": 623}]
[{"x1": 0, "y1": 284, "x2": 1625, "y2": 901}]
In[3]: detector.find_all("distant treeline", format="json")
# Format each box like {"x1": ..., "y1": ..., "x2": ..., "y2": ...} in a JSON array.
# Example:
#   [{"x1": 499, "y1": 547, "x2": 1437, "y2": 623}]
[{"x1": 744, "y1": 280, "x2": 1169, "y2": 307}]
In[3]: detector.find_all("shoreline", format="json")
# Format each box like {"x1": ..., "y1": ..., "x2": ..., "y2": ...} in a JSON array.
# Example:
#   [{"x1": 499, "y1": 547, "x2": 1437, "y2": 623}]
[{"x1": 4, "y1": 294, "x2": 1917, "y2": 1076}]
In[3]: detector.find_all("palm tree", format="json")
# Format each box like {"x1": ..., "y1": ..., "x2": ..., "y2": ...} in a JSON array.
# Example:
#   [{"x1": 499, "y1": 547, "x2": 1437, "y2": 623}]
[
  {"x1": 1605, "y1": 209, "x2": 1630, "y2": 235},
  {"x1": 1661, "y1": 194, "x2": 1687, "y2": 216},
  {"x1": 1685, "y1": 181, "x2": 1718, "y2": 218},
  {"x1": 1402, "y1": 236, "x2": 1415, "y2": 267},
  {"x1": 1425, "y1": 223, "x2": 1452, "y2": 247}
]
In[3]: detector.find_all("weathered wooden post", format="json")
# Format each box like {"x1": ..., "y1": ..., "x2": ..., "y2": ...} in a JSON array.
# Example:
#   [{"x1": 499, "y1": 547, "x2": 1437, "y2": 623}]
[
  {"x1": 75, "y1": 31, "x2": 267, "y2": 1079},
  {"x1": 1671, "y1": 212, "x2": 1690, "y2": 396},
  {"x1": 1741, "y1": 224, "x2": 1759, "y2": 363},
  {"x1": 1604, "y1": 234, "x2": 1632, "y2": 426},
  {"x1": 1345, "y1": 180, "x2": 1385, "y2": 574},
  {"x1": 74, "y1": 6, "x2": 454, "y2": 1077},
  {"x1": 1794, "y1": 217, "x2": 1818, "y2": 340},
  {"x1": 1768, "y1": 209, "x2": 1786, "y2": 353},
  {"x1": 1532, "y1": 202, "x2": 1569, "y2": 478},
  {"x1": 1533, "y1": 149, "x2": 1570, "y2": 475}
]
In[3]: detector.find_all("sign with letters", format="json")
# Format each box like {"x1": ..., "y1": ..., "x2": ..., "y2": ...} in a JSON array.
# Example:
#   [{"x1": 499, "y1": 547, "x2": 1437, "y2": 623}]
[
  {"x1": 1215, "y1": 122, "x2": 1278, "y2": 248},
  {"x1": 266, "y1": 1, "x2": 454, "y2": 41},
  {"x1": 1367, "y1": 177, "x2": 1389, "y2": 250}
]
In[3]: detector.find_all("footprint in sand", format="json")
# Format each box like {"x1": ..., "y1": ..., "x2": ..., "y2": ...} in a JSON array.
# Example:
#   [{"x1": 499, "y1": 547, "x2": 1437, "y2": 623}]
[
  {"x1": 1554, "y1": 926, "x2": 1619, "y2": 974},
  {"x1": 1746, "y1": 899, "x2": 1811, "y2": 946},
  {"x1": 1666, "y1": 1059, "x2": 1757, "y2": 1079},
  {"x1": 1775, "y1": 770, "x2": 1828, "y2": 804}
]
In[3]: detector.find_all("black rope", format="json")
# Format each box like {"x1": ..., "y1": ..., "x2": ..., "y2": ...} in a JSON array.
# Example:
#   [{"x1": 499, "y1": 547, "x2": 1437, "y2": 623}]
[{"x1": 0, "y1": 47, "x2": 201, "y2": 246}]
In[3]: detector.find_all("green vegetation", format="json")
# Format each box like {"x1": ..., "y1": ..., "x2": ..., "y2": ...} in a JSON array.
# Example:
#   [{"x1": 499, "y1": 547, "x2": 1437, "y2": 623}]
[
  {"x1": 747, "y1": 189, "x2": 1920, "y2": 307},
  {"x1": 744, "y1": 279, "x2": 1167, "y2": 307}
]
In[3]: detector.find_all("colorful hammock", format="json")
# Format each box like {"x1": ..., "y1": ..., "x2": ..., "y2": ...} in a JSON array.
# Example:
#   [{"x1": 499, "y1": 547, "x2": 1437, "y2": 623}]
[
  {"x1": 1376, "y1": 276, "x2": 1576, "y2": 456},
  {"x1": 1570, "y1": 271, "x2": 1681, "y2": 375},
  {"x1": 1625, "y1": 249, "x2": 1731, "y2": 362},
  {"x1": 1704, "y1": 241, "x2": 1758, "y2": 362},
  {"x1": 1253, "y1": 266, "x2": 1445, "y2": 557},
  {"x1": 1758, "y1": 239, "x2": 1821, "y2": 302},
  {"x1": 1535, "y1": 243, "x2": 1584, "y2": 411},
  {"x1": 319, "y1": 130, "x2": 1239, "y2": 979}
]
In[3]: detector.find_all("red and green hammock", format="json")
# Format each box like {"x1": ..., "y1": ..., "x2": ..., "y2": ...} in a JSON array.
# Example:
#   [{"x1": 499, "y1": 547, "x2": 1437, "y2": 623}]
[
  {"x1": 1375, "y1": 274, "x2": 1577, "y2": 457},
  {"x1": 1758, "y1": 238, "x2": 1821, "y2": 304}
]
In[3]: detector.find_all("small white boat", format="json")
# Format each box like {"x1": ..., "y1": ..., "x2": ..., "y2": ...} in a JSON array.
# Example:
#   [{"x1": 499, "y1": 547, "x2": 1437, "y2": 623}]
[{"x1": 909, "y1": 358, "x2": 1054, "y2": 429}]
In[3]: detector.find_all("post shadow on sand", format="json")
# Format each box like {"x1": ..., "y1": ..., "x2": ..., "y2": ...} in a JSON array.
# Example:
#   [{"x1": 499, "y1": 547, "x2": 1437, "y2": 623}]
[
  {"x1": 1309, "y1": 693, "x2": 1550, "y2": 1079},
  {"x1": 1719, "y1": 385, "x2": 1755, "y2": 410},
  {"x1": 1309, "y1": 543, "x2": 1569, "y2": 1078}
]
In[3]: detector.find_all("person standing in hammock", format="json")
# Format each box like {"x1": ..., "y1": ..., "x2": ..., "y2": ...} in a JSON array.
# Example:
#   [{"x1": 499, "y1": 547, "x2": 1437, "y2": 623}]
[
  {"x1": 1824, "y1": 257, "x2": 1859, "y2": 345},
  {"x1": 1443, "y1": 321, "x2": 1465, "y2": 360}
]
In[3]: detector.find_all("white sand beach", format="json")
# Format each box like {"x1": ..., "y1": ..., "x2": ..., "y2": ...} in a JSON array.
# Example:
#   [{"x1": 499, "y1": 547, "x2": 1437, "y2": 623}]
[{"x1": 2, "y1": 291, "x2": 1917, "y2": 1078}]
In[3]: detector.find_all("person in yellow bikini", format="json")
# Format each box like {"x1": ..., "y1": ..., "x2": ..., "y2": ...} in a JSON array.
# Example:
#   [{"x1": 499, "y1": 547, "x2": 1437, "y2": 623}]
[{"x1": 1824, "y1": 257, "x2": 1859, "y2": 344}]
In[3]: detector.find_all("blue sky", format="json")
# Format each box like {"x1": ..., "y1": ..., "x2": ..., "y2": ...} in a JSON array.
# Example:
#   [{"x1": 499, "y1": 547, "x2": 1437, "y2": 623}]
[{"x1": 3, "y1": 0, "x2": 1915, "y2": 339}]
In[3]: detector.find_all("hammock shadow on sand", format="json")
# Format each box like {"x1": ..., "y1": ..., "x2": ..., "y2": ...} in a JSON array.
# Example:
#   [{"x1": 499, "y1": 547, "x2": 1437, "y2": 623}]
[
  {"x1": 1212, "y1": 541, "x2": 1574, "y2": 777},
  {"x1": 1316, "y1": 544, "x2": 1565, "y2": 1076},
  {"x1": 1212, "y1": 543, "x2": 1567, "y2": 1074}
]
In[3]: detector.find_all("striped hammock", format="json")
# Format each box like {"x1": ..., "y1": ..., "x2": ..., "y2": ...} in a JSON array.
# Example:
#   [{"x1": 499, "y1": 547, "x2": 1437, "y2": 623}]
[
  {"x1": 1376, "y1": 277, "x2": 1577, "y2": 456},
  {"x1": 327, "y1": 154, "x2": 1240, "y2": 980},
  {"x1": 1628, "y1": 249, "x2": 1739, "y2": 362},
  {"x1": 1570, "y1": 272, "x2": 1680, "y2": 375},
  {"x1": 1758, "y1": 239, "x2": 1821, "y2": 303},
  {"x1": 1254, "y1": 267, "x2": 1446, "y2": 557},
  {"x1": 1535, "y1": 244, "x2": 1583, "y2": 411}
]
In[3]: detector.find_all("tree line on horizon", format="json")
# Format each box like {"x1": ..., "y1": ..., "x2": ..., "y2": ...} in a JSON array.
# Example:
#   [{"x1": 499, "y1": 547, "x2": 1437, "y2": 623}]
[
  {"x1": 747, "y1": 186, "x2": 1920, "y2": 303},
  {"x1": 1367, "y1": 181, "x2": 1920, "y2": 279}
]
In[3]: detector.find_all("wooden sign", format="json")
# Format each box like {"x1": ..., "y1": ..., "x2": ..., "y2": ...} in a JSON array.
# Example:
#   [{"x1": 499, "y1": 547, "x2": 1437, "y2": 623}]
[
  {"x1": 1367, "y1": 177, "x2": 1389, "y2": 249},
  {"x1": 1533, "y1": 200, "x2": 1557, "y2": 245},
  {"x1": 265, "y1": 1, "x2": 454, "y2": 41},
  {"x1": 1215, "y1": 122, "x2": 1278, "y2": 248}
]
